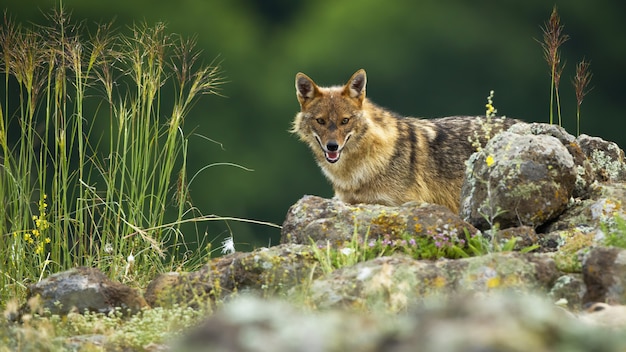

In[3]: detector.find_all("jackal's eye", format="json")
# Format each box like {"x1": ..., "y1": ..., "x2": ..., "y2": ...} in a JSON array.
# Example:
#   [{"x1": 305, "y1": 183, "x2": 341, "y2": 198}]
[
  {"x1": 316, "y1": 118, "x2": 325, "y2": 125},
  {"x1": 341, "y1": 118, "x2": 350, "y2": 125}
]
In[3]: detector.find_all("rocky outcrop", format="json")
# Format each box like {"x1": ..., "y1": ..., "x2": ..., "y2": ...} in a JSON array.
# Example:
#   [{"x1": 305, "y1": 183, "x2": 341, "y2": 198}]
[{"x1": 20, "y1": 123, "x2": 626, "y2": 351}]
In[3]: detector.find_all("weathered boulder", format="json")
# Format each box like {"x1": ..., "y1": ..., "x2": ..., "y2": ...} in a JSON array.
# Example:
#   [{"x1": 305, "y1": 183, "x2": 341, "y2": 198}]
[
  {"x1": 281, "y1": 195, "x2": 477, "y2": 246},
  {"x1": 304, "y1": 253, "x2": 559, "y2": 311},
  {"x1": 509, "y1": 123, "x2": 596, "y2": 198},
  {"x1": 145, "y1": 244, "x2": 319, "y2": 308},
  {"x1": 26, "y1": 267, "x2": 147, "y2": 315},
  {"x1": 174, "y1": 293, "x2": 626, "y2": 352},
  {"x1": 577, "y1": 134, "x2": 626, "y2": 182},
  {"x1": 461, "y1": 124, "x2": 581, "y2": 230}
]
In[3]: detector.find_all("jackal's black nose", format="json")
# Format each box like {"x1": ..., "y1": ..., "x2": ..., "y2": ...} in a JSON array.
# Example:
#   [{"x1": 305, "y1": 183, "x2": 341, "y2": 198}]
[{"x1": 326, "y1": 141, "x2": 339, "y2": 152}]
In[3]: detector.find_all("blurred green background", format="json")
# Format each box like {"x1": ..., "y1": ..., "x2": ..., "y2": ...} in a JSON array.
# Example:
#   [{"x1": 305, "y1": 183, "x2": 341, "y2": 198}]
[{"x1": 4, "y1": 0, "x2": 626, "y2": 250}]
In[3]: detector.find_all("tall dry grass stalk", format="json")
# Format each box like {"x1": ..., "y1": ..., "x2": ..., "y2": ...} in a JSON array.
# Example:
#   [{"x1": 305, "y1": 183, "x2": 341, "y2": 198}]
[
  {"x1": 572, "y1": 59, "x2": 593, "y2": 136},
  {"x1": 539, "y1": 5, "x2": 569, "y2": 126}
]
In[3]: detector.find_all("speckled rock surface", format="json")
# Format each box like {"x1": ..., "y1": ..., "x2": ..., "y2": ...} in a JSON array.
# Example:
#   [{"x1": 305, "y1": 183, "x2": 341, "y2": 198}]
[
  {"x1": 583, "y1": 247, "x2": 626, "y2": 304},
  {"x1": 145, "y1": 244, "x2": 320, "y2": 308},
  {"x1": 305, "y1": 252, "x2": 559, "y2": 310},
  {"x1": 461, "y1": 130, "x2": 578, "y2": 230},
  {"x1": 281, "y1": 195, "x2": 477, "y2": 246},
  {"x1": 27, "y1": 267, "x2": 147, "y2": 315},
  {"x1": 577, "y1": 134, "x2": 626, "y2": 182},
  {"x1": 175, "y1": 294, "x2": 626, "y2": 352}
]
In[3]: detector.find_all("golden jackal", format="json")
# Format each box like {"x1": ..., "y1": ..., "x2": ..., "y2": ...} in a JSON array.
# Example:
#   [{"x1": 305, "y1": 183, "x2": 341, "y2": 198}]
[{"x1": 292, "y1": 69, "x2": 515, "y2": 212}]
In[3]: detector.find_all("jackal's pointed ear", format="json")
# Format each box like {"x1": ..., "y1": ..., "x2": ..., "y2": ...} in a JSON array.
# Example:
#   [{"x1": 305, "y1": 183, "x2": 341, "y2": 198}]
[
  {"x1": 295, "y1": 72, "x2": 318, "y2": 107},
  {"x1": 344, "y1": 69, "x2": 367, "y2": 103}
]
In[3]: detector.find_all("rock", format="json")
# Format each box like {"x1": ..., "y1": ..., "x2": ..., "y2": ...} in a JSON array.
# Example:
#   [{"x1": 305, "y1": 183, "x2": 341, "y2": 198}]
[
  {"x1": 493, "y1": 225, "x2": 541, "y2": 250},
  {"x1": 542, "y1": 183, "x2": 626, "y2": 233},
  {"x1": 582, "y1": 247, "x2": 626, "y2": 304},
  {"x1": 577, "y1": 134, "x2": 626, "y2": 182},
  {"x1": 26, "y1": 267, "x2": 147, "y2": 315},
  {"x1": 281, "y1": 195, "x2": 477, "y2": 246},
  {"x1": 548, "y1": 274, "x2": 587, "y2": 310},
  {"x1": 399, "y1": 293, "x2": 626, "y2": 351},
  {"x1": 304, "y1": 253, "x2": 559, "y2": 311},
  {"x1": 174, "y1": 293, "x2": 626, "y2": 352},
  {"x1": 461, "y1": 126, "x2": 578, "y2": 230},
  {"x1": 175, "y1": 295, "x2": 401, "y2": 352},
  {"x1": 509, "y1": 123, "x2": 595, "y2": 198},
  {"x1": 145, "y1": 244, "x2": 320, "y2": 308},
  {"x1": 144, "y1": 272, "x2": 182, "y2": 308}
]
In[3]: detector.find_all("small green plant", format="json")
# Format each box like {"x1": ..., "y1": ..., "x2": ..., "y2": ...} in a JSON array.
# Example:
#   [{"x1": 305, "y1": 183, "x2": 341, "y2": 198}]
[
  {"x1": 601, "y1": 213, "x2": 626, "y2": 249},
  {"x1": 468, "y1": 90, "x2": 507, "y2": 153},
  {"x1": 309, "y1": 221, "x2": 536, "y2": 275}
]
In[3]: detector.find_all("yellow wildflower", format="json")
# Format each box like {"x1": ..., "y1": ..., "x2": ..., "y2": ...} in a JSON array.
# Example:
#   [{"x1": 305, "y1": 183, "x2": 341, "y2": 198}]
[
  {"x1": 487, "y1": 276, "x2": 501, "y2": 289},
  {"x1": 486, "y1": 155, "x2": 495, "y2": 167},
  {"x1": 23, "y1": 233, "x2": 34, "y2": 244}
]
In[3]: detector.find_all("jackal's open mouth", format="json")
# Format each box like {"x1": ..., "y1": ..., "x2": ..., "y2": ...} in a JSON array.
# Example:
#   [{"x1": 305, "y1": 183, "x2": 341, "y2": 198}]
[
  {"x1": 325, "y1": 151, "x2": 340, "y2": 163},
  {"x1": 314, "y1": 134, "x2": 350, "y2": 164}
]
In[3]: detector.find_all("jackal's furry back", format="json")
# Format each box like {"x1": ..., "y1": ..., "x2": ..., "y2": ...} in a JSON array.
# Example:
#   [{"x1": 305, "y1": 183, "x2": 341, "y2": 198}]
[{"x1": 292, "y1": 69, "x2": 515, "y2": 212}]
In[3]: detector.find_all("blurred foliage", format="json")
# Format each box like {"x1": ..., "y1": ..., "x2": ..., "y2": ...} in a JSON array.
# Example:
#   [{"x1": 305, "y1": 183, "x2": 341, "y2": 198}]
[{"x1": 4, "y1": 0, "x2": 626, "y2": 250}]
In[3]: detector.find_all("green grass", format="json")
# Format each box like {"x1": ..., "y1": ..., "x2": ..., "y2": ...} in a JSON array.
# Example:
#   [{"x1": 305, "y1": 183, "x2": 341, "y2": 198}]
[
  {"x1": 310, "y1": 223, "x2": 534, "y2": 275},
  {"x1": 602, "y1": 213, "x2": 626, "y2": 249},
  {"x1": 0, "y1": 6, "x2": 227, "y2": 304}
]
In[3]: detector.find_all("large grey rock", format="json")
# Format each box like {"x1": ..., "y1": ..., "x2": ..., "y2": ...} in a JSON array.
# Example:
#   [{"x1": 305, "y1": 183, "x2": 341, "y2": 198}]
[
  {"x1": 461, "y1": 128, "x2": 578, "y2": 230},
  {"x1": 508, "y1": 123, "x2": 595, "y2": 198},
  {"x1": 281, "y1": 195, "x2": 477, "y2": 246}
]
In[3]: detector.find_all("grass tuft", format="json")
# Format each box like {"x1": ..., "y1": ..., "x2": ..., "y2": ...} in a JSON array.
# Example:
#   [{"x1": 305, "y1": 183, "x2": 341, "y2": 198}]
[{"x1": 0, "y1": 5, "x2": 231, "y2": 304}]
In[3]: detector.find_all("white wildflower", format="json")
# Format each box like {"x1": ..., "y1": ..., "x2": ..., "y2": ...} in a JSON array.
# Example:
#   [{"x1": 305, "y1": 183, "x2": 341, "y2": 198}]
[
  {"x1": 124, "y1": 252, "x2": 135, "y2": 276},
  {"x1": 340, "y1": 247, "x2": 354, "y2": 256},
  {"x1": 221, "y1": 236, "x2": 236, "y2": 254}
]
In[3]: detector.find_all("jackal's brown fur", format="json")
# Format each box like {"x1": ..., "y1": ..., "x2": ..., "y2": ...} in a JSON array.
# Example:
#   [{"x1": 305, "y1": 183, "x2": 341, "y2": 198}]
[{"x1": 292, "y1": 69, "x2": 516, "y2": 212}]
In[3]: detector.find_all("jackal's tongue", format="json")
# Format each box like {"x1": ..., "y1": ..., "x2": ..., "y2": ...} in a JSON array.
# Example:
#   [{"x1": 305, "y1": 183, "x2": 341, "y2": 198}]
[{"x1": 325, "y1": 151, "x2": 340, "y2": 163}]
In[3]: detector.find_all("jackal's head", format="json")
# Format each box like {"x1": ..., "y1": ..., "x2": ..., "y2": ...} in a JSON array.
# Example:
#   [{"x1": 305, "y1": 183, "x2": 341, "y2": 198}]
[{"x1": 292, "y1": 69, "x2": 367, "y2": 164}]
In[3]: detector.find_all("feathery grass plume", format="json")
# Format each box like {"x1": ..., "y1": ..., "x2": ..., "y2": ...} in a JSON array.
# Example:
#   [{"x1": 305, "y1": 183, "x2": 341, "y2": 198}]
[
  {"x1": 572, "y1": 59, "x2": 593, "y2": 136},
  {"x1": 538, "y1": 5, "x2": 569, "y2": 126}
]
